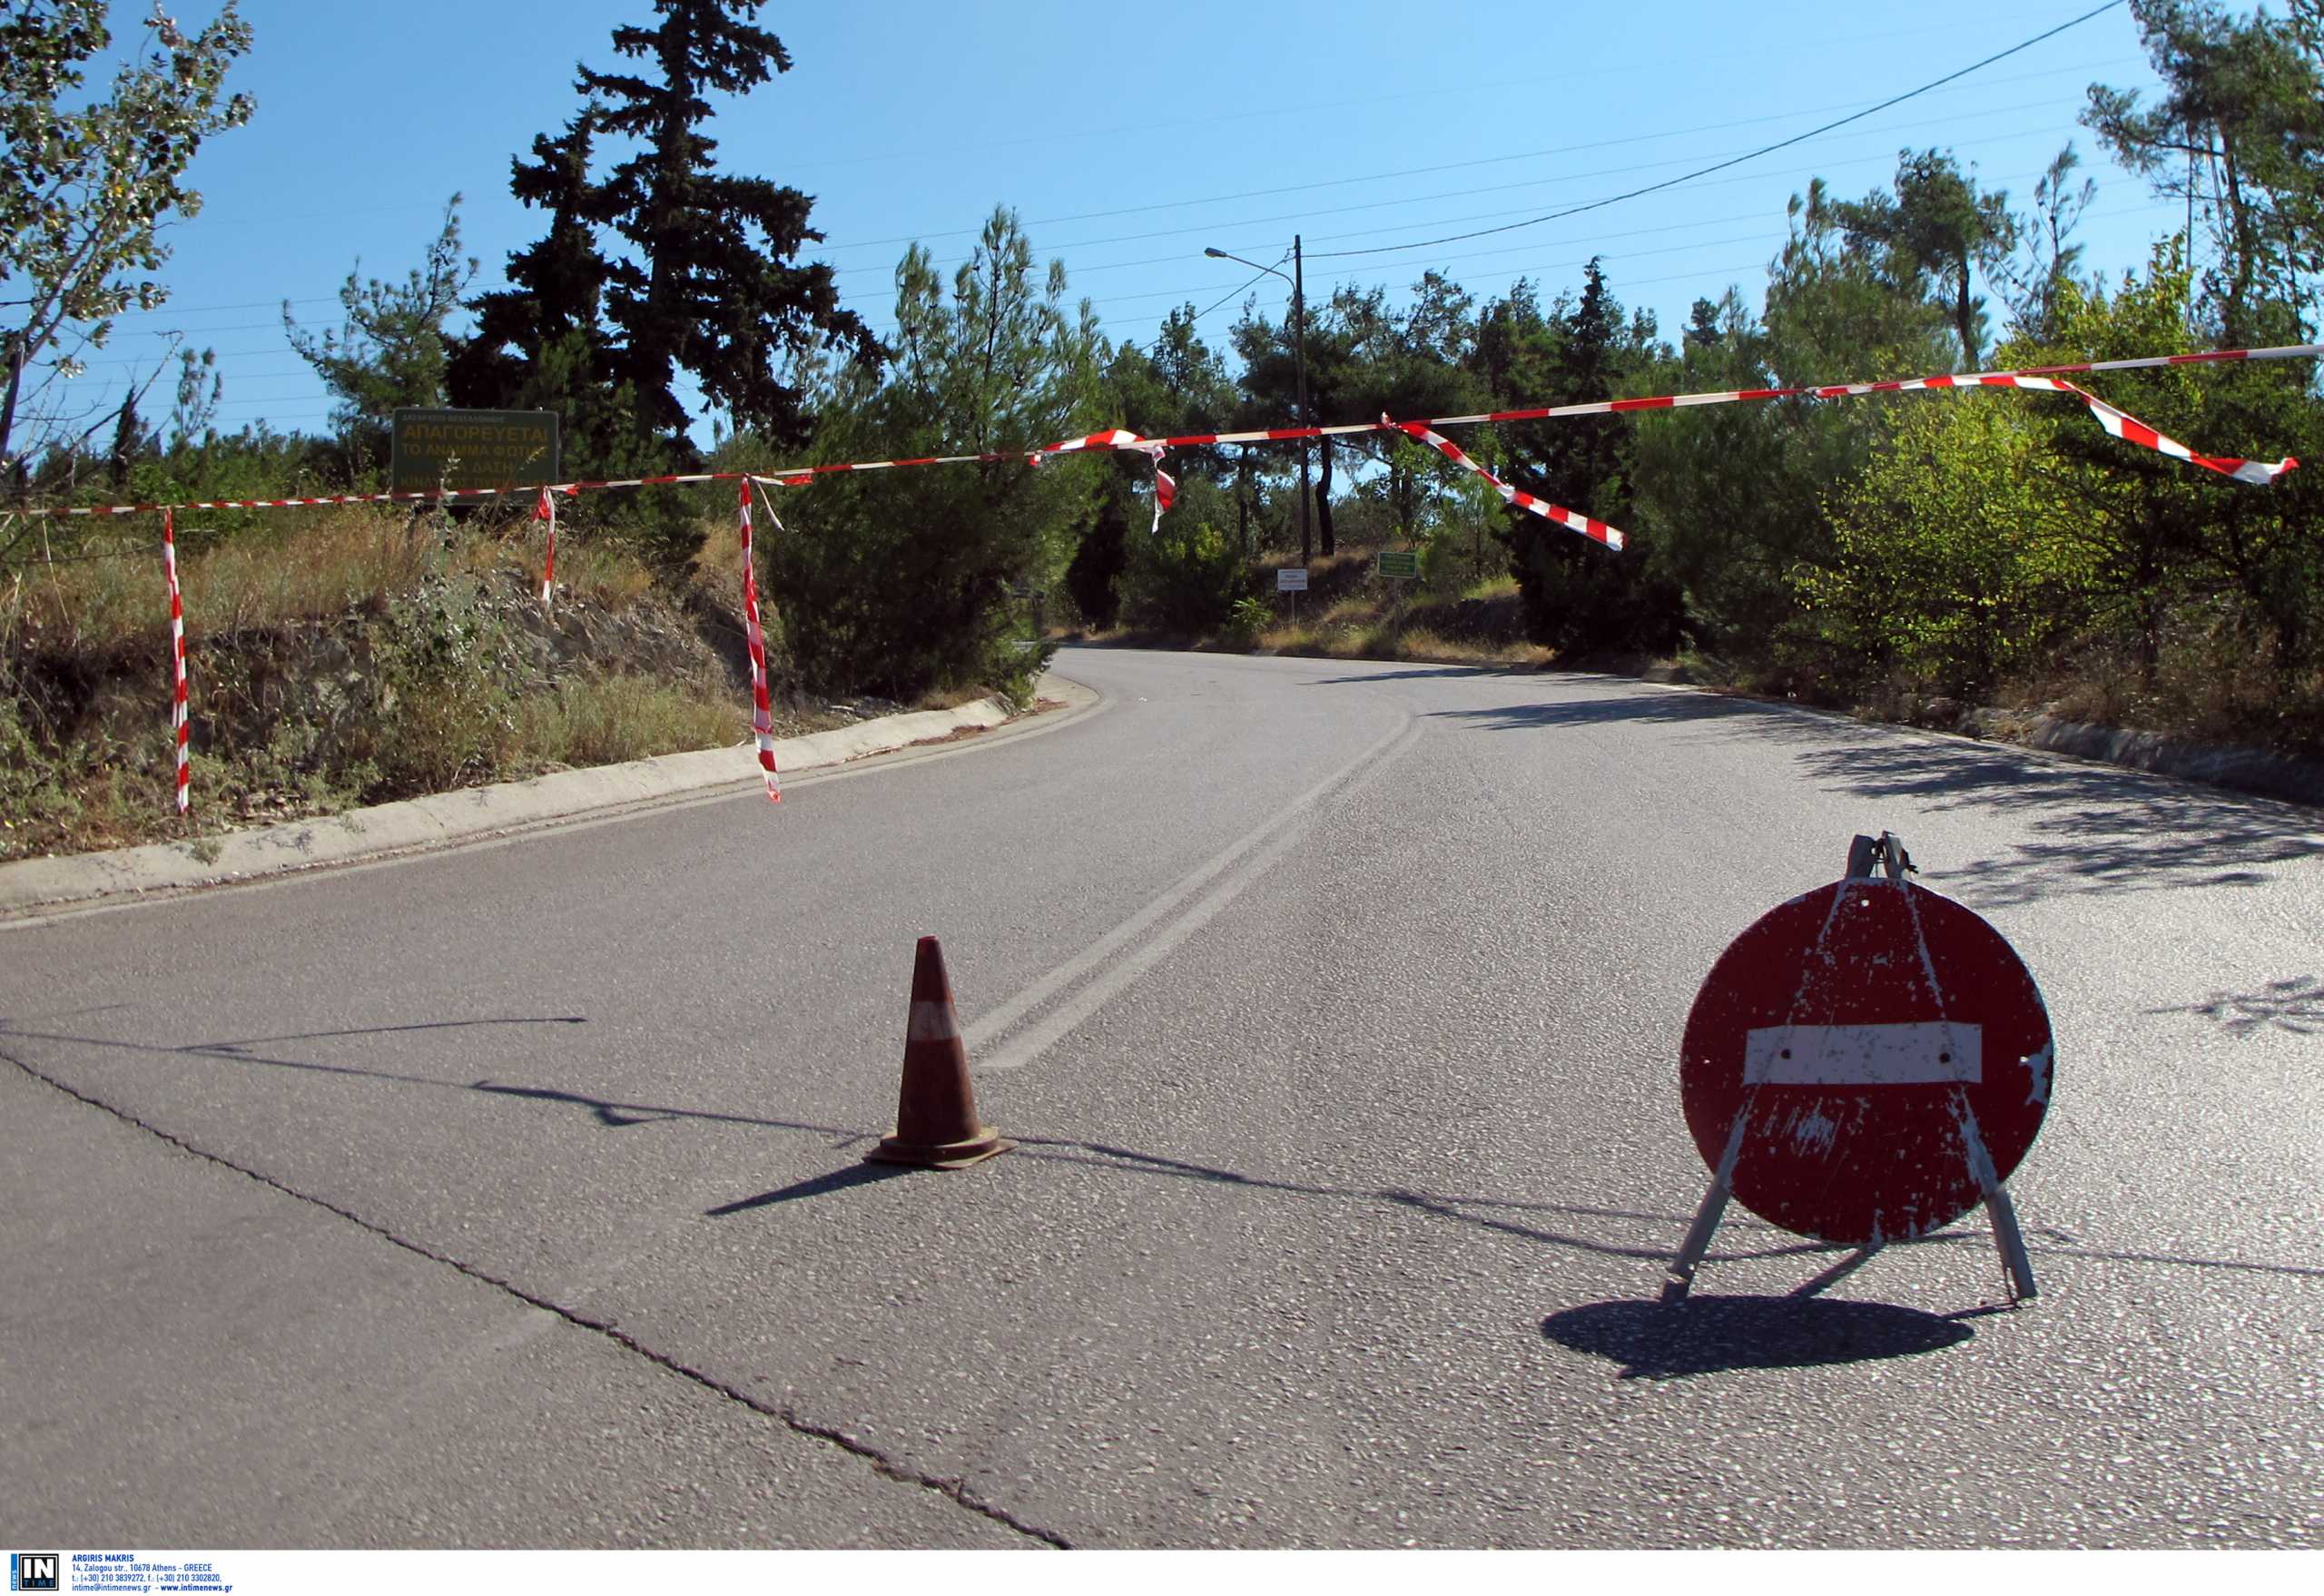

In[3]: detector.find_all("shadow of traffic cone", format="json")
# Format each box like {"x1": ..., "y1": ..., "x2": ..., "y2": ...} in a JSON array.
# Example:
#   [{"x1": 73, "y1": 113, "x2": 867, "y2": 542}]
[{"x1": 866, "y1": 936, "x2": 1012, "y2": 1170}]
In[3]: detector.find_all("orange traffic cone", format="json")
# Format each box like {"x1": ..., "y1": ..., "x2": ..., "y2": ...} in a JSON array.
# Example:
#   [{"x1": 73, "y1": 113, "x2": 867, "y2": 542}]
[{"x1": 866, "y1": 936, "x2": 1012, "y2": 1169}]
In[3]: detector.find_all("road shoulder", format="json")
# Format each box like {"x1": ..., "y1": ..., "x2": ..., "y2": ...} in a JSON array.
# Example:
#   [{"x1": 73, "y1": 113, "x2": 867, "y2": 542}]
[{"x1": 0, "y1": 671, "x2": 1099, "y2": 919}]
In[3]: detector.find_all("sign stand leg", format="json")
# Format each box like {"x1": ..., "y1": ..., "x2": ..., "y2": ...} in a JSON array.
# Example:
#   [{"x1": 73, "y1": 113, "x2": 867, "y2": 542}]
[
  {"x1": 1789, "y1": 1245, "x2": 1883, "y2": 1299},
  {"x1": 1664, "y1": 832, "x2": 1902, "y2": 1305},
  {"x1": 1661, "y1": 1171, "x2": 1731, "y2": 1305},
  {"x1": 1984, "y1": 1183, "x2": 2039, "y2": 1303},
  {"x1": 1662, "y1": 1108, "x2": 1751, "y2": 1304},
  {"x1": 1960, "y1": 1111, "x2": 2040, "y2": 1303}
]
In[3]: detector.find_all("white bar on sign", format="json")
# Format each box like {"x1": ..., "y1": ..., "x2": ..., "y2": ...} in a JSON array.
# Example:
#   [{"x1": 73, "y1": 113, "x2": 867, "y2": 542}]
[{"x1": 1744, "y1": 1021, "x2": 1982, "y2": 1086}]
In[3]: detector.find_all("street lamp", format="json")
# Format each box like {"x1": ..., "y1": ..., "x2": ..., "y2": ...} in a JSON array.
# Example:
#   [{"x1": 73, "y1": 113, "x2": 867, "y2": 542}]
[{"x1": 1203, "y1": 237, "x2": 1310, "y2": 566}]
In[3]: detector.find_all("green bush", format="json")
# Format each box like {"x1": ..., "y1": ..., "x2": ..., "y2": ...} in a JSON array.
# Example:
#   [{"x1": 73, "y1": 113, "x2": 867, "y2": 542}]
[{"x1": 1123, "y1": 520, "x2": 1254, "y2": 635}]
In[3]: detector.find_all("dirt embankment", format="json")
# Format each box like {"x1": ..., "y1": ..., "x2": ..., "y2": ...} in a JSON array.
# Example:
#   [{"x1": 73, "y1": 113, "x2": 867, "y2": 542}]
[{"x1": 3, "y1": 551, "x2": 818, "y2": 862}]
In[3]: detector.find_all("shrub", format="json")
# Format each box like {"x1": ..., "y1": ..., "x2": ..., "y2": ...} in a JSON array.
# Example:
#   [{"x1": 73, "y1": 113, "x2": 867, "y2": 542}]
[{"x1": 1123, "y1": 519, "x2": 1253, "y2": 635}]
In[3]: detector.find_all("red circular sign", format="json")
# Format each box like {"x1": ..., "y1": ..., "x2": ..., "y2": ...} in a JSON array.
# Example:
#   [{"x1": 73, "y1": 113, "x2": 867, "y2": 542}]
[{"x1": 1680, "y1": 878, "x2": 2052, "y2": 1246}]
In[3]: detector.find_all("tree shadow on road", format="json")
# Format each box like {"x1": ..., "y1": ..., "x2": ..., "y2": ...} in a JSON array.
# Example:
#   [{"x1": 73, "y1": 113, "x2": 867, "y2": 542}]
[
  {"x1": 1424, "y1": 686, "x2": 1772, "y2": 734},
  {"x1": 1786, "y1": 741, "x2": 2322, "y2": 908},
  {"x1": 1305, "y1": 664, "x2": 1531, "y2": 687},
  {"x1": 1541, "y1": 1296, "x2": 1979, "y2": 1381},
  {"x1": 2146, "y1": 974, "x2": 2324, "y2": 1037},
  {"x1": 1423, "y1": 687, "x2": 2322, "y2": 907}
]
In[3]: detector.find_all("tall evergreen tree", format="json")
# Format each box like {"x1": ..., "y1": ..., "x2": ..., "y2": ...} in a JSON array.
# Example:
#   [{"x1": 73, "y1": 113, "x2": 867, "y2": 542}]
[
  {"x1": 455, "y1": 0, "x2": 875, "y2": 501},
  {"x1": 1485, "y1": 261, "x2": 1680, "y2": 657},
  {"x1": 1825, "y1": 149, "x2": 2014, "y2": 367},
  {"x1": 579, "y1": 0, "x2": 875, "y2": 448},
  {"x1": 450, "y1": 117, "x2": 610, "y2": 416}
]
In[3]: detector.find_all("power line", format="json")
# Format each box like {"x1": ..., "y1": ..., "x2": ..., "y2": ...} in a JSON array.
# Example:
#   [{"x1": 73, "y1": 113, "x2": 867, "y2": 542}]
[
  {"x1": 87, "y1": 33, "x2": 2123, "y2": 379},
  {"x1": 825, "y1": 98, "x2": 2088, "y2": 291},
  {"x1": 821, "y1": 53, "x2": 2137, "y2": 259},
  {"x1": 780, "y1": 1, "x2": 2128, "y2": 179},
  {"x1": 1311, "y1": 0, "x2": 2129, "y2": 261},
  {"x1": 1293, "y1": 116, "x2": 2084, "y2": 254},
  {"x1": 1049, "y1": 143, "x2": 2085, "y2": 324}
]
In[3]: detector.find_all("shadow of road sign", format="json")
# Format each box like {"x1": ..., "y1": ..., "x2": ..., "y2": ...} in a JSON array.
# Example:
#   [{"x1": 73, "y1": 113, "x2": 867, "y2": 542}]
[{"x1": 1542, "y1": 1295, "x2": 1976, "y2": 1381}]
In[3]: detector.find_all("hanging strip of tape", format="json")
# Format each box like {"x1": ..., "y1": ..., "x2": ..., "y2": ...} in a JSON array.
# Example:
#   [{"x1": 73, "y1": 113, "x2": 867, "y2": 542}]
[
  {"x1": 1028, "y1": 429, "x2": 1176, "y2": 533},
  {"x1": 162, "y1": 508, "x2": 191, "y2": 814},
  {"x1": 535, "y1": 486, "x2": 556, "y2": 607},
  {"x1": 740, "y1": 478, "x2": 781, "y2": 803},
  {"x1": 1381, "y1": 417, "x2": 1622, "y2": 549}
]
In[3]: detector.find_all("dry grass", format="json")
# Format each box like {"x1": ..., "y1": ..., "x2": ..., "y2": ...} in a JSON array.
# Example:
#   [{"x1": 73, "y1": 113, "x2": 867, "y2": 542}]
[
  {"x1": 1232, "y1": 555, "x2": 1542, "y2": 671},
  {"x1": 2024, "y1": 640, "x2": 2324, "y2": 756},
  {"x1": 1393, "y1": 626, "x2": 1549, "y2": 666},
  {"x1": 514, "y1": 672, "x2": 744, "y2": 769},
  {"x1": 1455, "y1": 573, "x2": 1520, "y2": 602},
  {"x1": 913, "y1": 684, "x2": 990, "y2": 711},
  {"x1": 0, "y1": 506, "x2": 798, "y2": 862},
  {"x1": 5, "y1": 507, "x2": 668, "y2": 654}
]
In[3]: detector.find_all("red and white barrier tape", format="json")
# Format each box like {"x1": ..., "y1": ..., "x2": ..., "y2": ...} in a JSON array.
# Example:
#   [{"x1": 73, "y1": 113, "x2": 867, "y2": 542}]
[
  {"x1": 162, "y1": 509, "x2": 191, "y2": 814},
  {"x1": 28, "y1": 341, "x2": 2315, "y2": 526},
  {"x1": 535, "y1": 486, "x2": 557, "y2": 608},
  {"x1": 739, "y1": 478, "x2": 780, "y2": 804},
  {"x1": 1131, "y1": 347, "x2": 2314, "y2": 490},
  {"x1": 1029, "y1": 429, "x2": 1177, "y2": 533},
  {"x1": 1384, "y1": 419, "x2": 1625, "y2": 549}
]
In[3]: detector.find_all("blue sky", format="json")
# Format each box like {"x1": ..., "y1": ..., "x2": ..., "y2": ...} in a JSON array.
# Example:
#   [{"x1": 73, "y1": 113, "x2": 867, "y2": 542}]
[{"x1": 67, "y1": 0, "x2": 2180, "y2": 448}]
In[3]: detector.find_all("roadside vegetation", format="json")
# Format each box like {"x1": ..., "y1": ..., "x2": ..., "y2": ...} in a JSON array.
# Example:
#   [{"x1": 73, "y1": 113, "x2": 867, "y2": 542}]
[
  {"x1": 5, "y1": 0, "x2": 2322, "y2": 865},
  {"x1": 0, "y1": 499, "x2": 849, "y2": 861}
]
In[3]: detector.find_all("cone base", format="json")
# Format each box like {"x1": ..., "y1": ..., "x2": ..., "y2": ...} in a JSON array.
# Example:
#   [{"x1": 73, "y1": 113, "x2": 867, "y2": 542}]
[{"x1": 865, "y1": 1127, "x2": 1014, "y2": 1170}]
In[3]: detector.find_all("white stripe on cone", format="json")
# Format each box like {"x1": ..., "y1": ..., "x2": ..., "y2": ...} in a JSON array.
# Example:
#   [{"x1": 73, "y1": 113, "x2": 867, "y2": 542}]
[{"x1": 907, "y1": 1000, "x2": 958, "y2": 1043}]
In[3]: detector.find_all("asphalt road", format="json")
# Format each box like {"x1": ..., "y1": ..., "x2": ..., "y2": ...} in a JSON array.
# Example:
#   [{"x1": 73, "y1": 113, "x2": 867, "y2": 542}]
[{"x1": 5, "y1": 646, "x2": 2320, "y2": 1548}]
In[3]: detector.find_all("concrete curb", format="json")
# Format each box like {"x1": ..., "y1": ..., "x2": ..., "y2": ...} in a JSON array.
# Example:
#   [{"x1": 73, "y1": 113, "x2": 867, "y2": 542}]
[
  {"x1": 2024, "y1": 714, "x2": 2324, "y2": 807},
  {"x1": 0, "y1": 676, "x2": 1087, "y2": 916}
]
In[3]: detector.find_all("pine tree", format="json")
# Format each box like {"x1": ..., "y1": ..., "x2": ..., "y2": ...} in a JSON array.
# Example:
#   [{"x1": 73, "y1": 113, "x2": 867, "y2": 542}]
[
  {"x1": 1825, "y1": 150, "x2": 2015, "y2": 368},
  {"x1": 456, "y1": 1, "x2": 876, "y2": 501},
  {"x1": 448, "y1": 114, "x2": 654, "y2": 482},
  {"x1": 450, "y1": 117, "x2": 610, "y2": 418},
  {"x1": 1492, "y1": 261, "x2": 1682, "y2": 656},
  {"x1": 579, "y1": 0, "x2": 875, "y2": 450},
  {"x1": 2085, "y1": 0, "x2": 2324, "y2": 343},
  {"x1": 284, "y1": 196, "x2": 476, "y2": 465},
  {"x1": 773, "y1": 210, "x2": 1102, "y2": 697}
]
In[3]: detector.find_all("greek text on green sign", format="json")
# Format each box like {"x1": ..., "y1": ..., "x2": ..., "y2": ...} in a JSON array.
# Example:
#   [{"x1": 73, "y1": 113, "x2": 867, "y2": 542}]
[{"x1": 390, "y1": 408, "x2": 561, "y2": 494}]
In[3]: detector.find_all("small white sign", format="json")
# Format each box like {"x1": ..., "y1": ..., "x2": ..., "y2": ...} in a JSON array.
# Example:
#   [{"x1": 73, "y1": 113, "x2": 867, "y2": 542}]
[{"x1": 1275, "y1": 567, "x2": 1309, "y2": 592}]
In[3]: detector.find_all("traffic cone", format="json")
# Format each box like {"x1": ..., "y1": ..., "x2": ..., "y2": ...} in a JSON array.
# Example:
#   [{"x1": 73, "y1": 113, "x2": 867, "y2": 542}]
[{"x1": 866, "y1": 936, "x2": 1012, "y2": 1169}]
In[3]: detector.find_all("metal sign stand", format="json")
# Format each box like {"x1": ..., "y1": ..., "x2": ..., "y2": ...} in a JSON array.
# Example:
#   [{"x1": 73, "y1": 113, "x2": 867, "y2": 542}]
[{"x1": 1660, "y1": 832, "x2": 2040, "y2": 1306}]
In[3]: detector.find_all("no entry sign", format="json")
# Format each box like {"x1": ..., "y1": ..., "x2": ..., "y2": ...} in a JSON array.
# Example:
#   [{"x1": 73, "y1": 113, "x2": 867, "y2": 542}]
[{"x1": 1679, "y1": 874, "x2": 2053, "y2": 1248}]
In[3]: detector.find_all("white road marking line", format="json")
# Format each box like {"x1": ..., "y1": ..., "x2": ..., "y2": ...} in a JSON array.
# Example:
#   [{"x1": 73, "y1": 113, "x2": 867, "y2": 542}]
[{"x1": 966, "y1": 714, "x2": 1421, "y2": 1073}]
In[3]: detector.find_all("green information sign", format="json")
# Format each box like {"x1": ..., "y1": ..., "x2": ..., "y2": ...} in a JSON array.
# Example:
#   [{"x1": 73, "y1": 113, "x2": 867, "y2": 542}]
[
  {"x1": 390, "y1": 408, "x2": 560, "y2": 494},
  {"x1": 1376, "y1": 548, "x2": 1420, "y2": 579}
]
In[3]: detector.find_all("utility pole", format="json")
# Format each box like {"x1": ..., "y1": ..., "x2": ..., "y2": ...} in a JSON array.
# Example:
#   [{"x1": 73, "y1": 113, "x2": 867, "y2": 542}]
[
  {"x1": 1293, "y1": 234, "x2": 1310, "y2": 567},
  {"x1": 1201, "y1": 241, "x2": 1313, "y2": 566}
]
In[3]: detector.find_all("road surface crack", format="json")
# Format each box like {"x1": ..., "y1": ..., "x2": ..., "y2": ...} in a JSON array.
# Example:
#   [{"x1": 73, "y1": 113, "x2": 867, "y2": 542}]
[{"x1": 4, "y1": 1049, "x2": 1072, "y2": 1549}]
